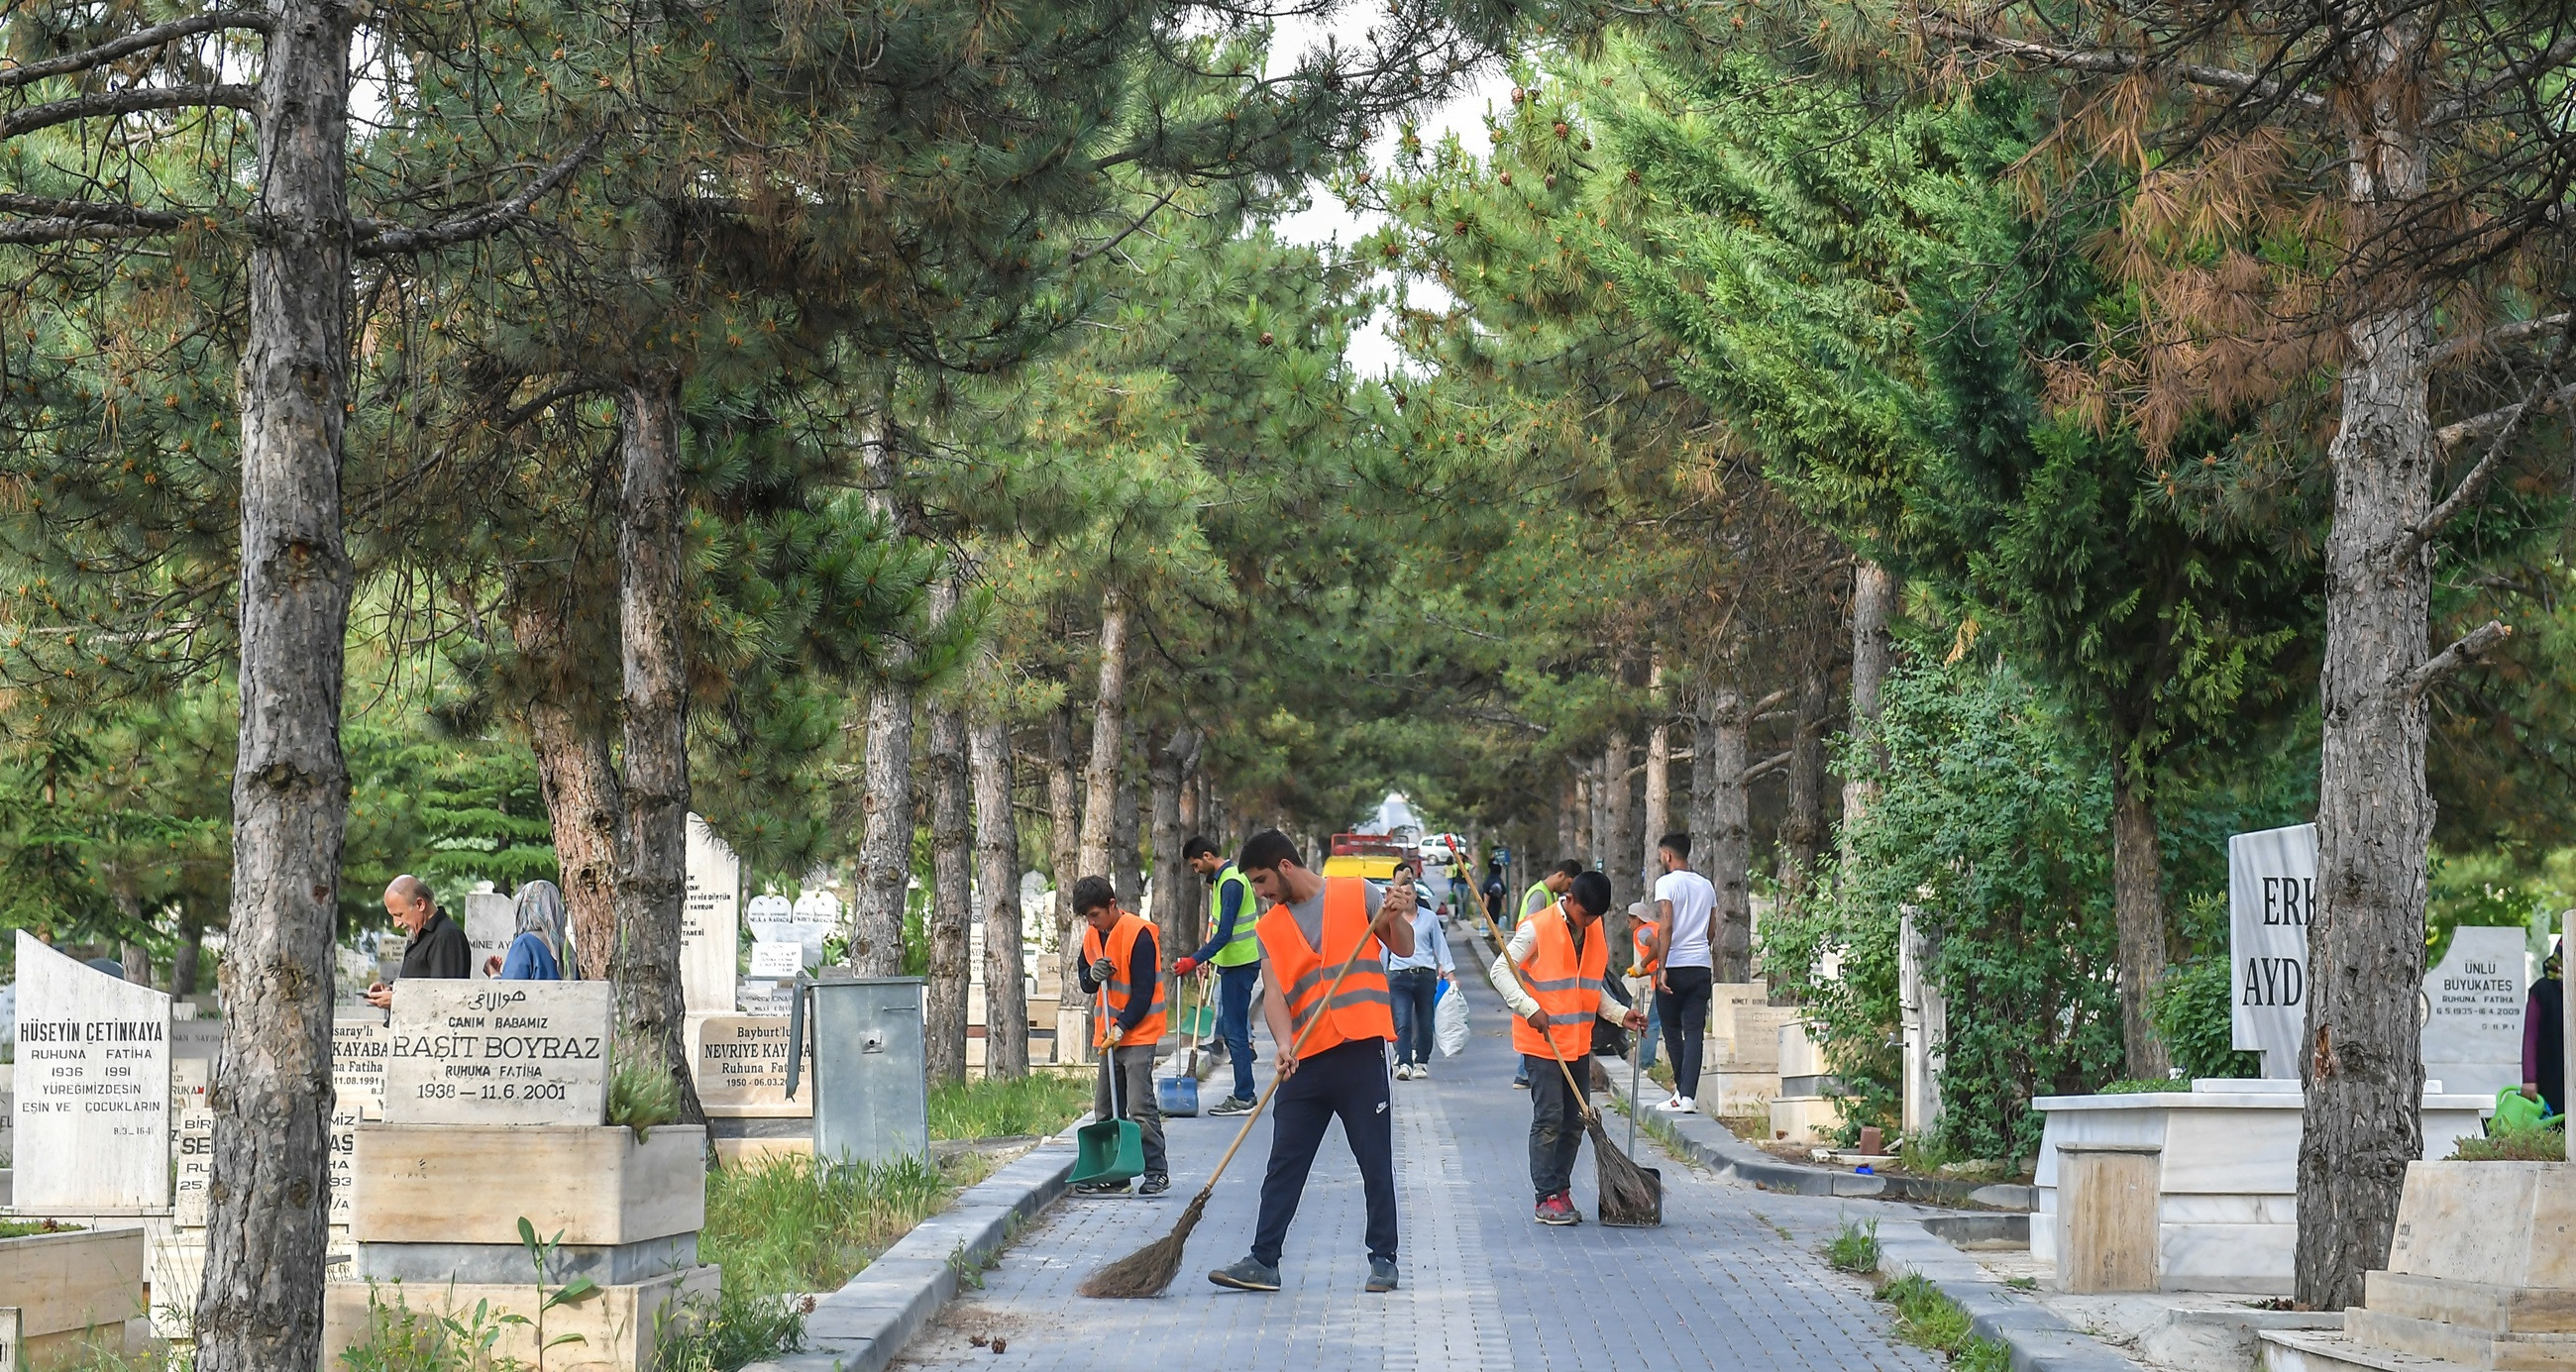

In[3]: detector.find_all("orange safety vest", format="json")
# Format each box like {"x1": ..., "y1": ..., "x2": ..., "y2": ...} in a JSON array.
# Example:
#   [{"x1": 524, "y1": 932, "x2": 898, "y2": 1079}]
[
  {"x1": 1256, "y1": 877, "x2": 1396, "y2": 1059},
  {"x1": 1631, "y1": 915, "x2": 1663, "y2": 978},
  {"x1": 1081, "y1": 911, "x2": 1167, "y2": 1048},
  {"x1": 1510, "y1": 901, "x2": 1610, "y2": 1061}
]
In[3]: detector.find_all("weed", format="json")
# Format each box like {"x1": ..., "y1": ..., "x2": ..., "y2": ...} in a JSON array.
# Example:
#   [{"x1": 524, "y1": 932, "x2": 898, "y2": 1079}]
[
  {"x1": 2096, "y1": 1079, "x2": 2190, "y2": 1096},
  {"x1": 1826, "y1": 1218, "x2": 1880, "y2": 1273},
  {"x1": 606, "y1": 1035, "x2": 683, "y2": 1140},
  {"x1": 702, "y1": 1152, "x2": 957, "y2": 1297},
  {"x1": 336, "y1": 1286, "x2": 522, "y2": 1372},
  {"x1": 927, "y1": 1073, "x2": 1092, "y2": 1141},
  {"x1": 0, "y1": 1218, "x2": 82, "y2": 1239},
  {"x1": 2005, "y1": 1276, "x2": 2037, "y2": 1291},
  {"x1": 1878, "y1": 1273, "x2": 2013, "y2": 1369},
  {"x1": 653, "y1": 1287, "x2": 807, "y2": 1372},
  {"x1": 2450, "y1": 1129, "x2": 2566, "y2": 1161}
]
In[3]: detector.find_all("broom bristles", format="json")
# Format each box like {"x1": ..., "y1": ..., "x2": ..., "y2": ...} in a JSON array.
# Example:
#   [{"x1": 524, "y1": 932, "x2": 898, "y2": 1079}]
[
  {"x1": 1583, "y1": 1115, "x2": 1663, "y2": 1222},
  {"x1": 1077, "y1": 1189, "x2": 1209, "y2": 1298}
]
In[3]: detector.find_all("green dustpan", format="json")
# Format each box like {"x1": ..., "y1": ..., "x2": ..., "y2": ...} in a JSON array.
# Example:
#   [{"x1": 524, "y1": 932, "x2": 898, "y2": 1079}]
[{"x1": 1068, "y1": 996, "x2": 1144, "y2": 1187}]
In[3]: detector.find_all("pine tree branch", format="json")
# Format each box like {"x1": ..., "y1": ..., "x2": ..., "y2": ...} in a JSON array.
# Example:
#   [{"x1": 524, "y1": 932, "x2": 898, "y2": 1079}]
[
  {"x1": 2395, "y1": 311, "x2": 2576, "y2": 569},
  {"x1": 0, "y1": 14, "x2": 272, "y2": 90},
  {"x1": 2429, "y1": 34, "x2": 2576, "y2": 126},
  {"x1": 1919, "y1": 18, "x2": 2326, "y2": 109},
  {"x1": 0, "y1": 83, "x2": 258, "y2": 140},
  {"x1": 2427, "y1": 312, "x2": 2573, "y2": 367},
  {"x1": 2431, "y1": 380, "x2": 2576, "y2": 450},
  {"x1": 2405, "y1": 620, "x2": 2512, "y2": 699},
  {"x1": 1741, "y1": 749, "x2": 1793, "y2": 785},
  {"x1": 354, "y1": 133, "x2": 601, "y2": 257},
  {"x1": 1066, "y1": 185, "x2": 1184, "y2": 267},
  {"x1": 0, "y1": 194, "x2": 187, "y2": 243}
]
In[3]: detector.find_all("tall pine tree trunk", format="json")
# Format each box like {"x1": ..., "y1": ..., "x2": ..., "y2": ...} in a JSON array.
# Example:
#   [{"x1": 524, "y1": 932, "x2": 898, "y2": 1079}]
[
  {"x1": 1113, "y1": 719, "x2": 1142, "y2": 906},
  {"x1": 1149, "y1": 726, "x2": 1200, "y2": 979},
  {"x1": 1780, "y1": 662, "x2": 1829, "y2": 892},
  {"x1": 1705, "y1": 686, "x2": 1753, "y2": 982},
  {"x1": 852, "y1": 414, "x2": 915, "y2": 975},
  {"x1": 2298, "y1": 38, "x2": 2439, "y2": 1305},
  {"x1": 170, "y1": 912, "x2": 204, "y2": 998},
  {"x1": 1843, "y1": 562, "x2": 1896, "y2": 832},
  {"x1": 1047, "y1": 692, "x2": 1084, "y2": 992},
  {"x1": 1079, "y1": 587, "x2": 1127, "y2": 884},
  {"x1": 608, "y1": 375, "x2": 701, "y2": 1122},
  {"x1": 926, "y1": 693, "x2": 972, "y2": 1085},
  {"x1": 1599, "y1": 729, "x2": 1634, "y2": 947},
  {"x1": 196, "y1": 6, "x2": 356, "y2": 1358},
  {"x1": 972, "y1": 714, "x2": 1029, "y2": 1079},
  {"x1": 1643, "y1": 654, "x2": 1670, "y2": 897},
  {"x1": 1557, "y1": 768, "x2": 1580, "y2": 863},
  {"x1": 1573, "y1": 765, "x2": 1594, "y2": 867},
  {"x1": 2112, "y1": 754, "x2": 2171, "y2": 1080},
  {"x1": 513, "y1": 596, "x2": 620, "y2": 978}
]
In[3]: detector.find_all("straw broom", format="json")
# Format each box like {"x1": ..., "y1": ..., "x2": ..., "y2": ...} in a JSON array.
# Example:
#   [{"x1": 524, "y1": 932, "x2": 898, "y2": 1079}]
[
  {"x1": 1504, "y1": 943, "x2": 1663, "y2": 1225},
  {"x1": 1077, "y1": 887, "x2": 1389, "y2": 1299}
]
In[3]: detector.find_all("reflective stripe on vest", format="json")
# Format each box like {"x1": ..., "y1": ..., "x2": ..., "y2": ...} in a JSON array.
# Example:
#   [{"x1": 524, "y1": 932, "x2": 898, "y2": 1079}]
[
  {"x1": 1081, "y1": 911, "x2": 1167, "y2": 1048},
  {"x1": 1633, "y1": 918, "x2": 1662, "y2": 976},
  {"x1": 1255, "y1": 877, "x2": 1395, "y2": 1059},
  {"x1": 1210, "y1": 865, "x2": 1261, "y2": 968},
  {"x1": 1509, "y1": 901, "x2": 1609, "y2": 1061}
]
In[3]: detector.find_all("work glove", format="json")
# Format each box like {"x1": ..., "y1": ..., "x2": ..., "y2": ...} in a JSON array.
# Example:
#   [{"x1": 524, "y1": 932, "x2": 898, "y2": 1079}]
[
  {"x1": 1173, "y1": 956, "x2": 1198, "y2": 977},
  {"x1": 1090, "y1": 957, "x2": 1116, "y2": 986},
  {"x1": 1104, "y1": 1022, "x2": 1126, "y2": 1047}
]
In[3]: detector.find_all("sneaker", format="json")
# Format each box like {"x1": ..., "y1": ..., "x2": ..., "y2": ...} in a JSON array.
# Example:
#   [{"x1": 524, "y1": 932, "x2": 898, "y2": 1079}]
[
  {"x1": 1654, "y1": 1095, "x2": 1689, "y2": 1112},
  {"x1": 1670, "y1": 1097, "x2": 1697, "y2": 1114},
  {"x1": 1366, "y1": 1257, "x2": 1399, "y2": 1292},
  {"x1": 1209, "y1": 1255, "x2": 1282, "y2": 1292},
  {"x1": 1138, "y1": 1174, "x2": 1170, "y2": 1197},
  {"x1": 1210, "y1": 1096, "x2": 1257, "y2": 1116},
  {"x1": 1535, "y1": 1193, "x2": 1579, "y2": 1225},
  {"x1": 1513, "y1": 1069, "x2": 1531, "y2": 1090},
  {"x1": 1412, "y1": 1063, "x2": 1430, "y2": 1080},
  {"x1": 1393, "y1": 1063, "x2": 1411, "y2": 1081},
  {"x1": 1073, "y1": 1179, "x2": 1133, "y2": 1195}
]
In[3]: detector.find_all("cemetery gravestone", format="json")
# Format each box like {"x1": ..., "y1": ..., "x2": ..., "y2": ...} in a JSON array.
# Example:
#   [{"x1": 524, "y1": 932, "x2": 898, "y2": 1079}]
[
  {"x1": 684, "y1": 814, "x2": 741, "y2": 1013},
  {"x1": 384, "y1": 980, "x2": 611, "y2": 1126},
  {"x1": 692, "y1": 1015, "x2": 812, "y2": 1116},
  {"x1": 793, "y1": 889, "x2": 840, "y2": 964},
  {"x1": 748, "y1": 941, "x2": 804, "y2": 980},
  {"x1": 10, "y1": 930, "x2": 171, "y2": 1212},
  {"x1": 0, "y1": 1306, "x2": 17, "y2": 1372},
  {"x1": 332, "y1": 1015, "x2": 390, "y2": 1118},
  {"x1": 2230, "y1": 822, "x2": 2316, "y2": 1080},
  {"x1": 172, "y1": 1101, "x2": 213, "y2": 1227},
  {"x1": 464, "y1": 889, "x2": 516, "y2": 980},
  {"x1": 744, "y1": 894, "x2": 799, "y2": 947},
  {"x1": 2420, "y1": 925, "x2": 2527, "y2": 1099}
]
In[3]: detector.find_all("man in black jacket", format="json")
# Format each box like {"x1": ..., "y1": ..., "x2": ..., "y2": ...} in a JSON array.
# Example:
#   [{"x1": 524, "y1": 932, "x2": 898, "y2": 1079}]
[{"x1": 365, "y1": 874, "x2": 471, "y2": 1008}]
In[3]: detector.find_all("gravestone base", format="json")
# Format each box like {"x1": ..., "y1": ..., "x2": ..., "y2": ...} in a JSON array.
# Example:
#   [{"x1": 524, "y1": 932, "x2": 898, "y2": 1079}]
[
  {"x1": 323, "y1": 1265, "x2": 719, "y2": 1372},
  {"x1": 358, "y1": 1233, "x2": 701, "y2": 1286},
  {"x1": 2256, "y1": 1162, "x2": 2576, "y2": 1372},
  {"x1": 1770, "y1": 1093, "x2": 1843, "y2": 1144},
  {"x1": 1696, "y1": 1069, "x2": 1781, "y2": 1117},
  {"x1": 351, "y1": 1124, "x2": 706, "y2": 1245},
  {"x1": 0, "y1": 1225, "x2": 146, "y2": 1371}
]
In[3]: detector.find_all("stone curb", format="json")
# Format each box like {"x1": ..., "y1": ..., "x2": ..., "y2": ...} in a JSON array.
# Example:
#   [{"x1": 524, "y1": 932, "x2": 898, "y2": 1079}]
[
  {"x1": 1590, "y1": 1053, "x2": 2035, "y2": 1212},
  {"x1": 1874, "y1": 1220, "x2": 2140, "y2": 1372},
  {"x1": 743, "y1": 1129, "x2": 1077, "y2": 1372}
]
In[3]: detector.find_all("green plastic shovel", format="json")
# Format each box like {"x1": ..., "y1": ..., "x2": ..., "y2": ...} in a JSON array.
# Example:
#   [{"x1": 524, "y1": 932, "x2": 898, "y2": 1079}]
[{"x1": 1069, "y1": 990, "x2": 1144, "y2": 1187}]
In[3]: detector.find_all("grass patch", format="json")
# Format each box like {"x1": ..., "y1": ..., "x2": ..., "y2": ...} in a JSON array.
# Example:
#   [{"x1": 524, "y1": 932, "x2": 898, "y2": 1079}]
[
  {"x1": 928, "y1": 1072, "x2": 1092, "y2": 1141},
  {"x1": 0, "y1": 1217, "x2": 83, "y2": 1238},
  {"x1": 1826, "y1": 1218, "x2": 1880, "y2": 1273},
  {"x1": 1881, "y1": 1273, "x2": 2014, "y2": 1370},
  {"x1": 2449, "y1": 1128, "x2": 2566, "y2": 1161},
  {"x1": 655, "y1": 1286, "x2": 810, "y2": 1372},
  {"x1": 2005, "y1": 1276, "x2": 2038, "y2": 1291},
  {"x1": 2095, "y1": 1079, "x2": 2191, "y2": 1095},
  {"x1": 702, "y1": 1153, "x2": 959, "y2": 1297}
]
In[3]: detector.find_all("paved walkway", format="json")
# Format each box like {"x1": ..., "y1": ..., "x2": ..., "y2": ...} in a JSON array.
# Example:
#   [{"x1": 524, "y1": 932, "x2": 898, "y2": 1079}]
[{"x1": 897, "y1": 944, "x2": 1944, "y2": 1372}]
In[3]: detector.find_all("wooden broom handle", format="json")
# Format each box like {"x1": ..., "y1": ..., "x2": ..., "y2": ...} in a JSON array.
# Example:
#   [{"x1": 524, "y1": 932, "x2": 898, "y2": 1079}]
[{"x1": 1192, "y1": 888, "x2": 1390, "y2": 1194}]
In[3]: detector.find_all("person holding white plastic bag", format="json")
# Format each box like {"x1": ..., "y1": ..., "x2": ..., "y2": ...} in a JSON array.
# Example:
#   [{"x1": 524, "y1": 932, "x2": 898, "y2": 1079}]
[{"x1": 1385, "y1": 858, "x2": 1453, "y2": 1079}]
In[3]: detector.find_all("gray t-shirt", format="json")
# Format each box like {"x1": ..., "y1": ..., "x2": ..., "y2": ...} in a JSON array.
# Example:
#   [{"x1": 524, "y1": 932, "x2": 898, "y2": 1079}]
[{"x1": 1284, "y1": 879, "x2": 1386, "y2": 952}]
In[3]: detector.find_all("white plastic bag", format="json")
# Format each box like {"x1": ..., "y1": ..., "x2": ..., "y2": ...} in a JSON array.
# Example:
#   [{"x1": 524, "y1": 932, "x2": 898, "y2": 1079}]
[{"x1": 1435, "y1": 980, "x2": 1470, "y2": 1057}]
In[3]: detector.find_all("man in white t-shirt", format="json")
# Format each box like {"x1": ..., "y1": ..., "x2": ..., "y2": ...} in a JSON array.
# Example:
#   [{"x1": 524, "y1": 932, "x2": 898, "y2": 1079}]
[{"x1": 1647, "y1": 832, "x2": 1718, "y2": 1113}]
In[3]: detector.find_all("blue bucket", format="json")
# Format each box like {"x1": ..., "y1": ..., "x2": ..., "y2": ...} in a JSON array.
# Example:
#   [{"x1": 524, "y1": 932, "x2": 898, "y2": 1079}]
[{"x1": 1157, "y1": 1071, "x2": 1200, "y2": 1117}]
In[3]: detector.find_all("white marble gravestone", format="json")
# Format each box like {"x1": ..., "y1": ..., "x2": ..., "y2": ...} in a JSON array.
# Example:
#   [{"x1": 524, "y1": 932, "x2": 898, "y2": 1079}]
[
  {"x1": 793, "y1": 889, "x2": 840, "y2": 963},
  {"x1": 2230, "y1": 823, "x2": 2316, "y2": 1079},
  {"x1": 463, "y1": 888, "x2": 516, "y2": 979},
  {"x1": 383, "y1": 979, "x2": 610, "y2": 1126},
  {"x1": 2420, "y1": 925, "x2": 2526, "y2": 1099},
  {"x1": 684, "y1": 814, "x2": 742, "y2": 1013},
  {"x1": 745, "y1": 894, "x2": 799, "y2": 947},
  {"x1": 0, "y1": 1305, "x2": 20, "y2": 1372},
  {"x1": 10, "y1": 930, "x2": 171, "y2": 1212},
  {"x1": 172, "y1": 1099, "x2": 214, "y2": 1226}
]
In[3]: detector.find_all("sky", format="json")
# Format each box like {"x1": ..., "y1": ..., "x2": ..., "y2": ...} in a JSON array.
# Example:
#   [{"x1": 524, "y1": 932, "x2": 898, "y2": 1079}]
[{"x1": 1262, "y1": 9, "x2": 1515, "y2": 374}]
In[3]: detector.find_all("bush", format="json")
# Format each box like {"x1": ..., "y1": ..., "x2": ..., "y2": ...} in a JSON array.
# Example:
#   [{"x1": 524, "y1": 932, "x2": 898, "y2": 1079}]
[
  {"x1": 2152, "y1": 902, "x2": 2262, "y2": 1080},
  {"x1": 1764, "y1": 662, "x2": 2124, "y2": 1158},
  {"x1": 2449, "y1": 1129, "x2": 2566, "y2": 1161},
  {"x1": 606, "y1": 1036, "x2": 683, "y2": 1139}
]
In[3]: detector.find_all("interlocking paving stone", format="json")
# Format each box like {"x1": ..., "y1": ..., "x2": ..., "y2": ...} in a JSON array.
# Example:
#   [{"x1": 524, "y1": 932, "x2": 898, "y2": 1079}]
[{"x1": 896, "y1": 958, "x2": 1946, "y2": 1372}]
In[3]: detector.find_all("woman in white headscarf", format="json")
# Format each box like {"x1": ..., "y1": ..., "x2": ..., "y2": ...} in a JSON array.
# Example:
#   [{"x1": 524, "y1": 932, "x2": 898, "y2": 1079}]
[{"x1": 489, "y1": 879, "x2": 572, "y2": 980}]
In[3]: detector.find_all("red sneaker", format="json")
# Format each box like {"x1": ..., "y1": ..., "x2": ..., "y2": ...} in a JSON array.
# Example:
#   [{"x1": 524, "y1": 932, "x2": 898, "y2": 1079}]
[{"x1": 1535, "y1": 1192, "x2": 1579, "y2": 1225}]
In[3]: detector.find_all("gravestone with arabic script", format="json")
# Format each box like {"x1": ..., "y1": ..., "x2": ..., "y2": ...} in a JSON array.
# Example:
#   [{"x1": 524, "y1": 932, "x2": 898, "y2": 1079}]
[{"x1": 383, "y1": 980, "x2": 610, "y2": 1126}]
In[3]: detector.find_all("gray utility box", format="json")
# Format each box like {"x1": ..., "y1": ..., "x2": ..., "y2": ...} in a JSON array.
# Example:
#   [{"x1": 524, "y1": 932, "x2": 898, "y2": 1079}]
[{"x1": 788, "y1": 972, "x2": 928, "y2": 1166}]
